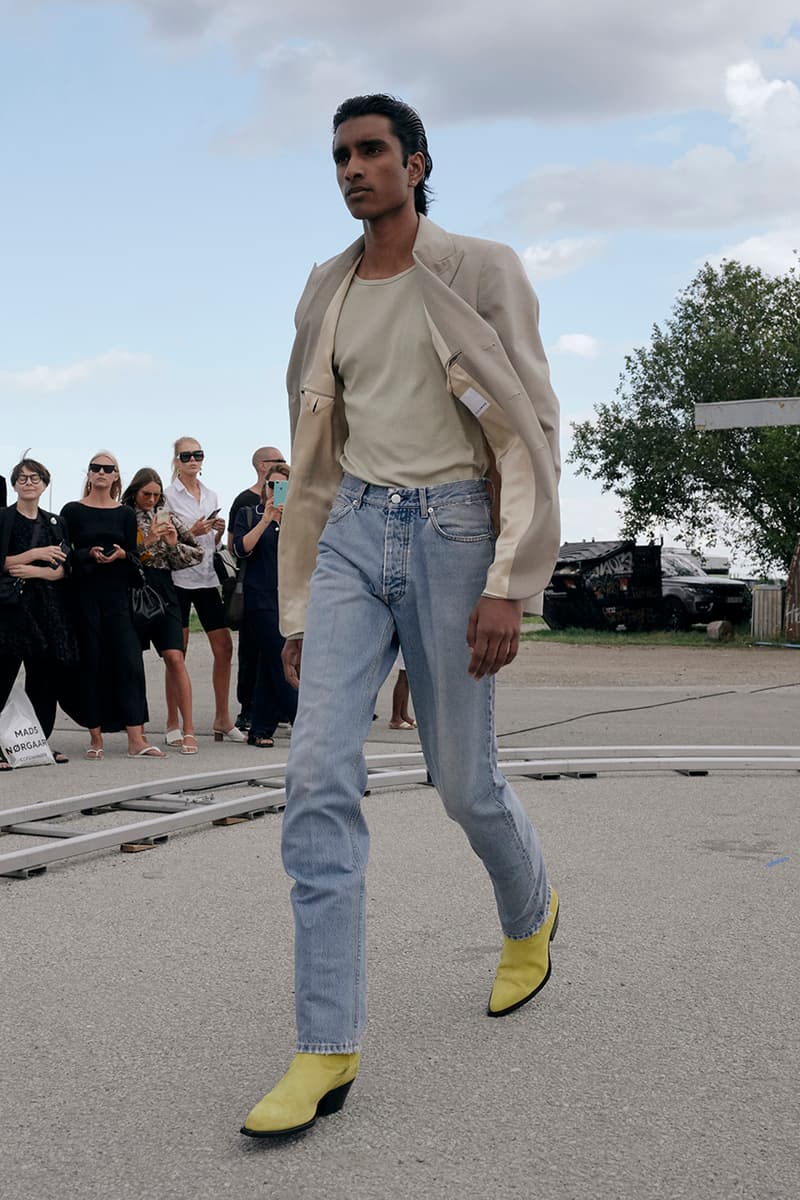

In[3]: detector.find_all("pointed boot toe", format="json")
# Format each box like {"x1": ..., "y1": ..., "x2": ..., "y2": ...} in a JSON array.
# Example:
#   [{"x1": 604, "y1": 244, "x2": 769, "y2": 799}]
[
  {"x1": 240, "y1": 1052, "x2": 360, "y2": 1138},
  {"x1": 488, "y1": 888, "x2": 559, "y2": 1017}
]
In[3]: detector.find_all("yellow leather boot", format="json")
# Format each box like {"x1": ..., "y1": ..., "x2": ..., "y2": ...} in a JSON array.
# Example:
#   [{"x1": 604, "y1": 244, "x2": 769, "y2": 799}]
[
  {"x1": 488, "y1": 889, "x2": 559, "y2": 1017},
  {"x1": 240, "y1": 1052, "x2": 360, "y2": 1138}
]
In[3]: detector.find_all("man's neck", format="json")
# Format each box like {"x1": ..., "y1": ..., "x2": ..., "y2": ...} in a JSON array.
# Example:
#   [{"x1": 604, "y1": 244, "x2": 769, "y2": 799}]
[{"x1": 357, "y1": 207, "x2": 419, "y2": 280}]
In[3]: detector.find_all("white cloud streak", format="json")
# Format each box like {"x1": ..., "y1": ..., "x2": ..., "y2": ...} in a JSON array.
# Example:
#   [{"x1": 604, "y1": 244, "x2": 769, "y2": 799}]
[
  {"x1": 707, "y1": 227, "x2": 800, "y2": 274},
  {"x1": 522, "y1": 238, "x2": 604, "y2": 281},
  {"x1": 553, "y1": 334, "x2": 601, "y2": 359},
  {"x1": 502, "y1": 60, "x2": 800, "y2": 235},
  {"x1": 0, "y1": 350, "x2": 154, "y2": 394}
]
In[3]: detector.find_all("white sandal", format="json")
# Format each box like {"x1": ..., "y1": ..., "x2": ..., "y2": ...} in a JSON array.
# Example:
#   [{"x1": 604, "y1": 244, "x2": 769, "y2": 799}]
[{"x1": 165, "y1": 729, "x2": 184, "y2": 748}]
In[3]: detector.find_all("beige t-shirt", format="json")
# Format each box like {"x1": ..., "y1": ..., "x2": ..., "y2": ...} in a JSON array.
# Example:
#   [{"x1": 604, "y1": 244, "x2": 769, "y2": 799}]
[{"x1": 333, "y1": 266, "x2": 489, "y2": 487}]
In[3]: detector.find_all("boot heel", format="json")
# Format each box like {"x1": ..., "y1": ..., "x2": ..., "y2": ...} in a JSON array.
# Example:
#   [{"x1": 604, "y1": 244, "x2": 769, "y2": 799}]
[{"x1": 317, "y1": 1079, "x2": 354, "y2": 1117}]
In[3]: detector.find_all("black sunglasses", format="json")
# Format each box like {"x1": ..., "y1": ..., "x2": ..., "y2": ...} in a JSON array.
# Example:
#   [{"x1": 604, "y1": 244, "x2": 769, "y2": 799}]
[
  {"x1": 178, "y1": 450, "x2": 205, "y2": 462},
  {"x1": 89, "y1": 463, "x2": 116, "y2": 474}
]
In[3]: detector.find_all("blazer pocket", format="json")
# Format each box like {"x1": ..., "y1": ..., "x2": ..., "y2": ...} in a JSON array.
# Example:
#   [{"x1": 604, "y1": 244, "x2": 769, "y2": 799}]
[{"x1": 300, "y1": 388, "x2": 336, "y2": 414}]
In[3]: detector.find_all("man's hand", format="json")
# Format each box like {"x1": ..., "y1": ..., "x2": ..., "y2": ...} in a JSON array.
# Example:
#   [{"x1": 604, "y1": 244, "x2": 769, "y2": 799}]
[
  {"x1": 466, "y1": 596, "x2": 523, "y2": 679},
  {"x1": 281, "y1": 637, "x2": 303, "y2": 689}
]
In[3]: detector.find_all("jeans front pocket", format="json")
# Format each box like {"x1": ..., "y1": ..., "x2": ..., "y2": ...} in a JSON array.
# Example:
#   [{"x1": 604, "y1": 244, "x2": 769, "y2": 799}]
[
  {"x1": 326, "y1": 495, "x2": 356, "y2": 527},
  {"x1": 427, "y1": 500, "x2": 494, "y2": 543}
]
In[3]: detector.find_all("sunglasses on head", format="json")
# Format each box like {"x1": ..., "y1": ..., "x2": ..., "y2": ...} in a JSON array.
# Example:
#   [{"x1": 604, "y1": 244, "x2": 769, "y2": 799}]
[
  {"x1": 89, "y1": 463, "x2": 116, "y2": 474},
  {"x1": 178, "y1": 450, "x2": 205, "y2": 462}
]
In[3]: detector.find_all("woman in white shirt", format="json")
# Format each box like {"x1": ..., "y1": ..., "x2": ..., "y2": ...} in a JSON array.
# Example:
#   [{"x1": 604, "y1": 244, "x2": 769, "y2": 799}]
[{"x1": 163, "y1": 436, "x2": 244, "y2": 742}]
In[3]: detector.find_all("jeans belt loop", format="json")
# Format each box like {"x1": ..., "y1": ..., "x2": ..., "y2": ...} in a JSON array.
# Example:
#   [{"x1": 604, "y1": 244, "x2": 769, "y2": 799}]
[
  {"x1": 418, "y1": 486, "x2": 428, "y2": 516},
  {"x1": 353, "y1": 481, "x2": 368, "y2": 509}
]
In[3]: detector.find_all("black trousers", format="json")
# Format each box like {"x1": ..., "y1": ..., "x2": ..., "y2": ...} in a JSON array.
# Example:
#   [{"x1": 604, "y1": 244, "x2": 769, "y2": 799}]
[
  {"x1": 236, "y1": 617, "x2": 257, "y2": 715},
  {"x1": 245, "y1": 608, "x2": 298, "y2": 738},
  {"x1": 0, "y1": 656, "x2": 58, "y2": 739}
]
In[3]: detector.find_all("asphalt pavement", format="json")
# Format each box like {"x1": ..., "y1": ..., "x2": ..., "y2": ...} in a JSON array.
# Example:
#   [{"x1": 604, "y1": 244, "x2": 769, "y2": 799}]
[{"x1": 1, "y1": 641, "x2": 797, "y2": 1200}]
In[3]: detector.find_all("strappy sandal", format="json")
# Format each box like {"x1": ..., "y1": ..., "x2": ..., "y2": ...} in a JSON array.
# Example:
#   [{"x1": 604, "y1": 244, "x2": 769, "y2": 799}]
[
  {"x1": 247, "y1": 735, "x2": 274, "y2": 748},
  {"x1": 180, "y1": 734, "x2": 199, "y2": 755}
]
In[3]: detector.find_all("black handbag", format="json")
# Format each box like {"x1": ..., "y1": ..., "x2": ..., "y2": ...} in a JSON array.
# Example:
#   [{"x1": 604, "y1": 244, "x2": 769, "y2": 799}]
[
  {"x1": 130, "y1": 567, "x2": 166, "y2": 631},
  {"x1": 0, "y1": 575, "x2": 25, "y2": 606},
  {"x1": 223, "y1": 574, "x2": 245, "y2": 631}
]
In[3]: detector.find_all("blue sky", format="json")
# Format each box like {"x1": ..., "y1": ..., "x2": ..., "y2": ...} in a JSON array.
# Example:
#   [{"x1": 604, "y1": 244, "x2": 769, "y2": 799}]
[{"x1": 2, "y1": 1, "x2": 799, "y2": 560}]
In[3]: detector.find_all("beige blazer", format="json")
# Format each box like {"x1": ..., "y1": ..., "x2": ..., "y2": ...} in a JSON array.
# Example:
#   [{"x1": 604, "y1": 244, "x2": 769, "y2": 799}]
[{"x1": 278, "y1": 214, "x2": 561, "y2": 638}]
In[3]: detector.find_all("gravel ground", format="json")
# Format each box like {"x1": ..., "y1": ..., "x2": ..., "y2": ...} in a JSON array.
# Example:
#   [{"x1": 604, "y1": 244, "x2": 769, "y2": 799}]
[{"x1": 504, "y1": 638, "x2": 800, "y2": 688}]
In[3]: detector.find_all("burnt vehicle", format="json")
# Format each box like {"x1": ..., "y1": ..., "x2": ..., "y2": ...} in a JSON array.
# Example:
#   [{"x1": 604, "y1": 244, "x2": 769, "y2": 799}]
[
  {"x1": 543, "y1": 541, "x2": 662, "y2": 631},
  {"x1": 660, "y1": 550, "x2": 752, "y2": 630}
]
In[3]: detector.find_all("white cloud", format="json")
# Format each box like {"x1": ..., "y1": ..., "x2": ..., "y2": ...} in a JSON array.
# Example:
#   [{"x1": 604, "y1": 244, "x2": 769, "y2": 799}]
[
  {"x1": 56, "y1": 2, "x2": 800, "y2": 137},
  {"x1": 554, "y1": 334, "x2": 601, "y2": 359},
  {"x1": 707, "y1": 227, "x2": 800, "y2": 274},
  {"x1": 522, "y1": 238, "x2": 603, "y2": 281},
  {"x1": 502, "y1": 60, "x2": 800, "y2": 235},
  {"x1": 0, "y1": 350, "x2": 153, "y2": 394}
]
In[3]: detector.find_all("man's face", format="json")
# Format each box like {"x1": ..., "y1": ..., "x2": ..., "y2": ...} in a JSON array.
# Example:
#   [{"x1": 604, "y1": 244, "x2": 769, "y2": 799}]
[
  {"x1": 255, "y1": 449, "x2": 287, "y2": 481},
  {"x1": 333, "y1": 114, "x2": 422, "y2": 221}
]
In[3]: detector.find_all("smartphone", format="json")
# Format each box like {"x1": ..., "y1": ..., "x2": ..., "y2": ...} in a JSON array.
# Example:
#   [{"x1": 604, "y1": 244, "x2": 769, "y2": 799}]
[
  {"x1": 206, "y1": 508, "x2": 221, "y2": 520},
  {"x1": 272, "y1": 480, "x2": 288, "y2": 506}
]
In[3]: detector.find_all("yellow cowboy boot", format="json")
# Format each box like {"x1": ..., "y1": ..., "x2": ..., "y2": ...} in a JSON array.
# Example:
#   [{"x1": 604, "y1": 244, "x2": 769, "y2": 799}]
[
  {"x1": 488, "y1": 888, "x2": 559, "y2": 1017},
  {"x1": 241, "y1": 1052, "x2": 360, "y2": 1138}
]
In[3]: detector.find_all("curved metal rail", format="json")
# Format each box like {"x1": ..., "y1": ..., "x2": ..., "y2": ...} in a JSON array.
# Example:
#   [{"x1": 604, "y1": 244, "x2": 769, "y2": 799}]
[{"x1": 2, "y1": 746, "x2": 798, "y2": 879}]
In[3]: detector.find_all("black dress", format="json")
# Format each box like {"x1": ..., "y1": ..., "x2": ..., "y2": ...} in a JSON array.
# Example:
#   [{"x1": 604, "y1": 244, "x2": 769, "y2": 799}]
[
  {"x1": 0, "y1": 506, "x2": 77, "y2": 738},
  {"x1": 60, "y1": 502, "x2": 148, "y2": 732}
]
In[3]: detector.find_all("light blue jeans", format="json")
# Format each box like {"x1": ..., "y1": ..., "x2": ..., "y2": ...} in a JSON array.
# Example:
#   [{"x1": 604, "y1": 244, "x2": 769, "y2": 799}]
[{"x1": 282, "y1": 474, "x2": 550, "y2": 1053}]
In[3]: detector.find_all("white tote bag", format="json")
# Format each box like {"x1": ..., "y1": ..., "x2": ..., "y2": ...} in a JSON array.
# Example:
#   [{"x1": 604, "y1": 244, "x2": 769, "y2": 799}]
[{"x1": 0, "y1": 682, "x2": 56, "y2": 768}]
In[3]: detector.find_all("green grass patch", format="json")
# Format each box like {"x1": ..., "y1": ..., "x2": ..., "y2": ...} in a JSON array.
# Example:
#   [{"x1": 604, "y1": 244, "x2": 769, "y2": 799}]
[{"x1": 521, "y1": 625, "x2": 754, "y2": 648}]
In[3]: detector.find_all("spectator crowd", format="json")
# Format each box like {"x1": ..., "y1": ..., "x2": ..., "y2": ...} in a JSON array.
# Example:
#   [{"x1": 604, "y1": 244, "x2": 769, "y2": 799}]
[{"x1": 0, "y1": 440, "x2": 296, "y2": 766}]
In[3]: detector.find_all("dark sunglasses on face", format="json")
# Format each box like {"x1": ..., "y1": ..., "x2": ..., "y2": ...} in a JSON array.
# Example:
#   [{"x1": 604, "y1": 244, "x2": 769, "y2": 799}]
[
  {"x1": 89, "y1": 463, "x2": 116, "y2": 474},
  {"x1": 16, "y1": 473, "x2": 42, "y2": 484},
  {"x1": 178, "y1": 450, "x2": 205, "y2": 462}
]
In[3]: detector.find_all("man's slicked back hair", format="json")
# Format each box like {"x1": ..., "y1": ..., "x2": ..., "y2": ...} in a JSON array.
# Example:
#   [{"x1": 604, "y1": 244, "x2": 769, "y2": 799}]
[{"x1": 332, "y1": 94, "x2": 433, "y2": 215}]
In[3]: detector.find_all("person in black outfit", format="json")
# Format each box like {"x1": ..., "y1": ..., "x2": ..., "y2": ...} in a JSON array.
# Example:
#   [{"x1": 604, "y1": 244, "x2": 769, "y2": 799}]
[
  {"x1": 60, "y1": 451, "x2": 166, "y2": 760},
  {"x1": 232, "y1": 464, "x2": 297, "y2": 747},
  {"x1": 0, "y1": 455, "x2": 77, "y2": 765},
  {"x1": 228, "y1": 446, "x2": 289, "y2": 732}
]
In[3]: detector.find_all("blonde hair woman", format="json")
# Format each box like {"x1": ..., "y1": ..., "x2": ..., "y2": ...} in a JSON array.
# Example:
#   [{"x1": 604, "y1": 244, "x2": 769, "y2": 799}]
[
  {"x1": 59, "y1": 451, "x2": 165, "y2": 759},
  {"x1": 163, "y1": 436, "x2": 243, "y2": 741}
]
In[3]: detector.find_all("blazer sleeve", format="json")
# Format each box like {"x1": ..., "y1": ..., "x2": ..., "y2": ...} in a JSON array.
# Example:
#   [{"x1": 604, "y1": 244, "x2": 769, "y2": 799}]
[{"x1": 476, "y1": 243, "x2": 560, "y2": 479}]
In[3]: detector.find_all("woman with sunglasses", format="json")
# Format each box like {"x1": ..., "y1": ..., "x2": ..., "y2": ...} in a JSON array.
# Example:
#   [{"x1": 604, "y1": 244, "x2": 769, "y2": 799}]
[
  {"x1": 122, "y1": 467, "x2": 203, "y2": 754},
  {"x1": 163, "y1": 436, "x2": 243, "y2": 742},
  {"x1": 232, "y1": 464, "x2": 297, "y2": 748},
  {"x1": 60, "y1": 451, "x2": 166, "y2": 759},
  {"x1": 0, "y1": 454, "x2": 77, "y2": 766}
]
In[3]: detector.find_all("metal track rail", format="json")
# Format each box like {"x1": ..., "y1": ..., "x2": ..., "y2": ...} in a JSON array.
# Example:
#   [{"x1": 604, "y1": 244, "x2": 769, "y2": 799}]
[{"x1": 2, "y1": 746, "x2": 798, "y2": 879}]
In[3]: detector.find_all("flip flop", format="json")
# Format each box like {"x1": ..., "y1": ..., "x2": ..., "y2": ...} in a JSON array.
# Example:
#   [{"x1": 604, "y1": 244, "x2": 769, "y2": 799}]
[
  {"x1": 389, "y1": 720, "x2": 416, "y2": 730},
  {"x1": 180, "y1": 734, "x2": 199, "y2": 755},
  {"x1": 85, "y1": 748, "x2": 104, "y2": 760},
  {"x1": 52, "y1": 751, "x2": 70, "y2": 764},
  {"x1": 127, "y1": 746, "x2": 167, "y2": 758}
]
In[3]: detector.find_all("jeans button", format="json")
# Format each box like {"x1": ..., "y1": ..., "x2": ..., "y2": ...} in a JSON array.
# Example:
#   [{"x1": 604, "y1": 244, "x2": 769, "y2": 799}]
[{"x1": 390, "y1": 493, "x2": 402, "y2": 504}]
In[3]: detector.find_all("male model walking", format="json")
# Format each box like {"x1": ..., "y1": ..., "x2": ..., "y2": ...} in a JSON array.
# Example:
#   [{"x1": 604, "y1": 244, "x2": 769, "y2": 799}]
[{"x1": 242, "y1": 94, "x2": 561, "y2": 1138}]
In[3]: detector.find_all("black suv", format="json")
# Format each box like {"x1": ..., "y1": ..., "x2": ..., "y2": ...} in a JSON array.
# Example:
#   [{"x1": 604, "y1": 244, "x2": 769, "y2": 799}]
[{"x1": 660, "y1": 551, "x2": 752, "y2": 630}]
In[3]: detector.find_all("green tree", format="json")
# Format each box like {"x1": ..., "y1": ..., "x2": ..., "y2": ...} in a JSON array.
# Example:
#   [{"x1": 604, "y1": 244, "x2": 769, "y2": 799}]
[{"x1": 569, "y1": 258, "x2": 800, "y2": 570}]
